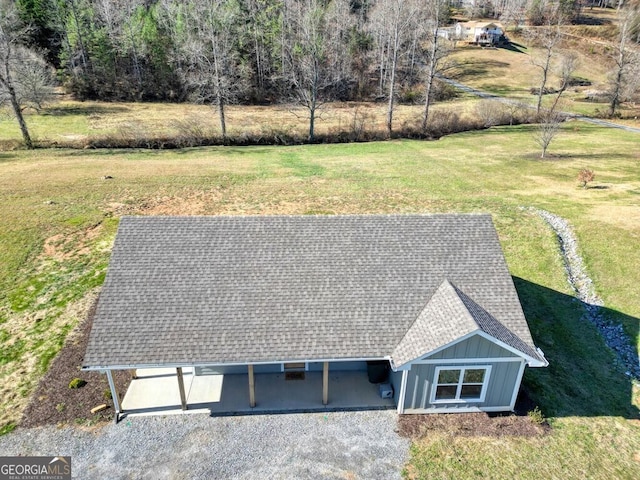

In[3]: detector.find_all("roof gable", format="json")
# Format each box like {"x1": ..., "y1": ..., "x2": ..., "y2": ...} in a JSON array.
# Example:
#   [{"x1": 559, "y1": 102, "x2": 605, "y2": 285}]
[
  {"x1": 391, "y1": 280, "x2": 546, "y2": 369},
  {"x1": 391, "y1": 280, "x2": 477, "y2": 368}
]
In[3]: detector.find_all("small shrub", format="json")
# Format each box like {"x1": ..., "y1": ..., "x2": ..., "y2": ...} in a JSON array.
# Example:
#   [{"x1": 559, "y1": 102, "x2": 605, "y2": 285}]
[
  {"x1": 68, "y1": 377, "x2": 87, "y2": 389},
  {"x1": 431, "y1": 80, "x2": 459, "y2": 102},
  {"x1": 116, "y1": 122, "x2": 151, "y2": 145},
  {"x1": 529, "y1": 86, "x2": 557, "y2": 96},
  {"x1": 528, "y1": 406, "x2": 545, "y2": 425},
  {"x1": 578, "y1": 168, "x2": 595, "y2": 189},
  {"x1": 428, "y1": 111, "x2": 461, "y2": 137},
  {"x1": 170, "y1": 116, "x2": 214, "y2": 147},
  {"x1": 475, "y1": 99, "x2": 509, "y2": 128},
  {"x1": 566, "y1": 76, "x2": 591, "y2": 87},
  {"x1": 55, "y1": 402, "x2": 66, "y2": 412},
  {"x1": 103, "y1": 388, "x2": 112, "y2": 400}
]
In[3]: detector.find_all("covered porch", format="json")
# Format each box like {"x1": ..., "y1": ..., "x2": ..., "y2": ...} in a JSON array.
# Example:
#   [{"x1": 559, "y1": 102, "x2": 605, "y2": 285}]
[{"x1": 112, "y1": 366, "x2": 396, "y2": 419}]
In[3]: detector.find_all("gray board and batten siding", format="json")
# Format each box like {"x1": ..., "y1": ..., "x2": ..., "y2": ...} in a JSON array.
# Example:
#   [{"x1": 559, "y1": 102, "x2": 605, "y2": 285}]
[{"x1": 402, "y1": 334, "x2": 525, "y2": 413}]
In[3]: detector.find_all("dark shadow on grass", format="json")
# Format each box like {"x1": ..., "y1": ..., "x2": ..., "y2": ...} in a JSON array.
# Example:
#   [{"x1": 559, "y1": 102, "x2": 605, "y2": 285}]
[
  {"x1": 61, "y1": 148, "x2": 141, "y2": 157},
  {"x1": 60, "y1": 146, "x2": 277, "y2": 157},
  {"x1": 574, "y1": 15, "x2": 612, "y2": 26},
  {"x1": 520, "y1": 151, "x2": 638, "y2": 161},
  {"x1": 455, "y1": 60, "x2": 510, "y2": 79},
  {"x1": 499, "y1": 42, "x2": 527, "y2": 54},
  {"x1": 513, "y1": 277, "x2": 639, "y2": 419},
  {"x1": 0, "y1": 153, "x2": 18, "y2": 162},
  {"x1": 43, "y1": 104, "x2": 129, "y2": 116}
]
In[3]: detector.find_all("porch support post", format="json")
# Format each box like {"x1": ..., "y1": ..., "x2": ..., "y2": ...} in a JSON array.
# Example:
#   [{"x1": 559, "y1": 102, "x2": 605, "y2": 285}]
[
  {"x1": 106, "y1": 369, "x2": 121, "y2": 422},
  {"x1": 322, "y1": 362, "x2": 329, "y2": 405},
  {"x1": 248, "y1": 364, "x2": 256, "y2": 408},
  {"x1": 176, "y1": 367, "x2": 187, "y2": 411}
]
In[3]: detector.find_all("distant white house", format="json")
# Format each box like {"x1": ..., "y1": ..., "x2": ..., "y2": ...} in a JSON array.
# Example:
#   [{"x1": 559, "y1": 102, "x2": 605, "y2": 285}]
[{"x1": 455, "y1": 21, "x2": 505, "y2": 45}]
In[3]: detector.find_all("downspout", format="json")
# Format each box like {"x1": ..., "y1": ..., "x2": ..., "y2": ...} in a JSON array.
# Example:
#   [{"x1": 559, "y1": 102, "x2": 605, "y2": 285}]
[{"x1": 397, "y1": 369, "x2": 408, "y2": 414}]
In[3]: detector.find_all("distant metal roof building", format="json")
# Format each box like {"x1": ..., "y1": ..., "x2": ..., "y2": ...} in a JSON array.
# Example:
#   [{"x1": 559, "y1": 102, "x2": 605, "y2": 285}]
[{"x1": 83, "y1": 214, "x2": 545, "y2": 370}]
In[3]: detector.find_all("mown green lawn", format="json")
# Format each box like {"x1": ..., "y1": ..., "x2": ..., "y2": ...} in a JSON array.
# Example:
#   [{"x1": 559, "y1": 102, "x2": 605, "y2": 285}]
[{"x1": 0, "y1": 123, "x2": 639, "y2": 476}]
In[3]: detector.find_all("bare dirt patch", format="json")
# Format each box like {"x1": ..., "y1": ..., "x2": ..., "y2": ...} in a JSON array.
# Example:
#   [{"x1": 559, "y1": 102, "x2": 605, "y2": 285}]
[
  {"x1": 397, "y1": 411, "x2": 550, "y2": 439},
  {"x1": 20, "y1": 299, "x2": 130, "y2": 428},
  {"x1": 41, "y1": 222, "x2": 105, "y2": 261},
  {"x1": 105, "y1": 189, "x2": 225, "y2": 217}
]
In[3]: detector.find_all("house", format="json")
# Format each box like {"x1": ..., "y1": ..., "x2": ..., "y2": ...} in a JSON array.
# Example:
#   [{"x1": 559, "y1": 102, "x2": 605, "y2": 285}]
[
  {"x1": 455, "y1": 21, "x2": 505, "y2": 45},
  {"x1": 83, "y1": 214, "x2": 547, "y2": 419}
]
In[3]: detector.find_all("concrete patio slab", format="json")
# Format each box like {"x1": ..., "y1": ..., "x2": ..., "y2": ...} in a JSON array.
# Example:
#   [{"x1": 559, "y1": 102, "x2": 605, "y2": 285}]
[{"x1": 120, "y1": 368, "x2": 395, "y2": 419}]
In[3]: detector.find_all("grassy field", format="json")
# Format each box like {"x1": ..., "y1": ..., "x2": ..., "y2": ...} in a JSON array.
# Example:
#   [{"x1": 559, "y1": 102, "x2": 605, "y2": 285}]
[
  {"x1": 0, "y1": 98, "x2": 485, "y2": 149},
  {"x1": 0, "y1": 122, "x2": 639, "y2": 476}
]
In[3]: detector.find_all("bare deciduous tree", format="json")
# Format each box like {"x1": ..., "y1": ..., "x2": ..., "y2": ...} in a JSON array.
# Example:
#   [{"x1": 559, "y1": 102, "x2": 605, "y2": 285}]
[
  {"x1": 284, "y1": 0, "x2": 350, "y2": 142},
  {"x1": 608, "y1": 1, "x2": 640, "y2": 117},
  {"x1": 421, "y1": 0, "x2": 453, "y2": 134},
  {"x1": 167, "y1": 0, "x2": 241, "y2": 139},
  {"x1": 548, "y1": 50, "x2": 578, "y2": 114},
  {"x1": 370, "y1": 0, "x2": 422, "y2": 137},
  {"x1": 499, "y1": 0, "x2": 528, "y2": 28},
  {"x1": 285, "y1": 0, "x2": 328, "y2": 143},
  {"x1": 96, "y1": 0, "x2": 147, "y2": 92},
  {"x1": 526, "y1": 6, "x2": 564, "y2": 114},
  {"x1": 0, "y1": 0, "x2": 54, "y2": 149},
  {"x1": 533, "y1": 110, "x2": 563, "y2": 158}
]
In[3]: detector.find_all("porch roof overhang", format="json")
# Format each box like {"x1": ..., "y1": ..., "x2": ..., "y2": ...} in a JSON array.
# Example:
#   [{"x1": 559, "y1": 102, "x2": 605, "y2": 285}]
[{"x1": 82, "y1": 355, "x2": 390, "y2": 372}]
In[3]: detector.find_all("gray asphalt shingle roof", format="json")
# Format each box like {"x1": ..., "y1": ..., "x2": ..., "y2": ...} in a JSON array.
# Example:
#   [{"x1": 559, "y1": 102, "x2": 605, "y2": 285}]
[{"x1": 83, "y1": 214, "x2": 544, "y2": 369}]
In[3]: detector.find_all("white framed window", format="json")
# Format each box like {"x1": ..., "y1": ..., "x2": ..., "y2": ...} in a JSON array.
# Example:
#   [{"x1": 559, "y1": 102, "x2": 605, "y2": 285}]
[{"x1": 431, "y1": 366, "x2": 492, "y2": 404}]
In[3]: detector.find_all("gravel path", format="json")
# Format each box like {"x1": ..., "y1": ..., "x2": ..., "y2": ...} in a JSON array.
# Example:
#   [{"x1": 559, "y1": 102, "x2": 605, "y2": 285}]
[
  {"x1": 0, "y1": 411, "x2": 408, "y2": 479},
  {"x1": 533, "y1": 208, "x2": 640, "y2": 379}
]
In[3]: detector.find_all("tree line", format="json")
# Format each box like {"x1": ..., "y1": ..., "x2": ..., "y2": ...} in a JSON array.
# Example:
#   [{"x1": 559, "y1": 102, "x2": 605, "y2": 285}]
[{"x1": 1, "y1": 0, "x2": 639, "y2": 149}]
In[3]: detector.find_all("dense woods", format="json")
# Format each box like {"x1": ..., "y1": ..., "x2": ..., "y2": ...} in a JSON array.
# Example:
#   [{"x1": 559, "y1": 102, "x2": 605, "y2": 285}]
[
  {"x1": 11, "y1": 0, "x2": 604, "y2": 105},
  {"x1": 0, "y1": 0, "x2": 638, "y2": 147}
]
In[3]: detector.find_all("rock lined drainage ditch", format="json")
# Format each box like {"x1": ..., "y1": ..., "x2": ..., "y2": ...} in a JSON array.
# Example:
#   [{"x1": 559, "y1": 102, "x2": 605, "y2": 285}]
[{"x1": 532, "y1": 208, "x2": 640, "y2": 380}]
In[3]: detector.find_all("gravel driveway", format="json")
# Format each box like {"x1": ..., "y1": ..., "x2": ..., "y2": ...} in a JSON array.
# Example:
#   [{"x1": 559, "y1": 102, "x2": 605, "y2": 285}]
[{"x1": 0, "y1": 411, "x2": 408, "y2": 479}]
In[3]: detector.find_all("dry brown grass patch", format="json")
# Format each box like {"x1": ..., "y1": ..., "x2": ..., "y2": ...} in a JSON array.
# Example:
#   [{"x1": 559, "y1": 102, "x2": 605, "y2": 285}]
[{"x1": 589, "y1": 205, "x2": 640, "y2": 232}]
